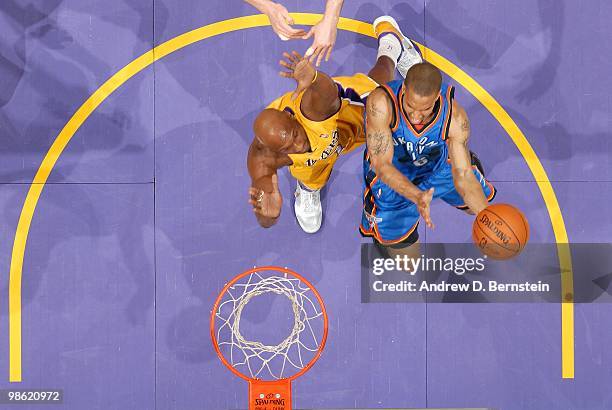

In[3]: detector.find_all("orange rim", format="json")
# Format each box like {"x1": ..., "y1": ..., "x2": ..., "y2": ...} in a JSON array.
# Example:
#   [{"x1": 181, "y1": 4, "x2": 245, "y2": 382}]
[{"x1": 210, "y1": 265, "x2": 329, "y2": 382}]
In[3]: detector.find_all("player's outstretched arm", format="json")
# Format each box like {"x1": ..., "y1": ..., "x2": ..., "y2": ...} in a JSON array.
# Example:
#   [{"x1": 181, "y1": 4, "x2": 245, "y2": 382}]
[
  {"x1": 447, "y1": 101, "x2": 488, "y2": 215},
  {"x1": 279, "y1": 51, "x2": 341, "y2": 120},
  {"x1": 247, "y1": 143, "x2": 284, "y2": 228},
  {"x1": 303, "y1": 0, "x2": 344, "y2": 66},
  {"x1": 366, "y1": 89, "x2": 435, "y2": 228},
  {"x1": 244, "y1": 0, "x2": 306, "y2": 40}
]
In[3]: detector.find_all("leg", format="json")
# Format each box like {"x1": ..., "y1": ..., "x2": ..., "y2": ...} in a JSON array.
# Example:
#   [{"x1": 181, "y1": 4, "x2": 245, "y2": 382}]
[
  {"x1": 377, "y1": 237, "x2": 421, "y2": 273},
  {"x1": 368, "y1": 56, "x2": 396, "y2": 85},
  {"x1": 361, "y1": 186, "x2": 422, "y2": 274},
  {"x1": 294, "y1": 179, "x2": 322, "y2": 233},
  {"x1": 372, "y1": 16, "x2": 423, "y2": 78}
]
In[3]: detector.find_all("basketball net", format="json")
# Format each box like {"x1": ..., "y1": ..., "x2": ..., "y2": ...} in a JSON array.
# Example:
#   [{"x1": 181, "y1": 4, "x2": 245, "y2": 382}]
[{"x1": 211, "y1": 267, "x2": 328, "y2": 410}]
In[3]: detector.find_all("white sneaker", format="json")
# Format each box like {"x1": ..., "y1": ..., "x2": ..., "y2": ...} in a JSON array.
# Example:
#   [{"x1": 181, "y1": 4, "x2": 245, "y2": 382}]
[
  {"x1": 294, "y1": 182, "x2": 322, "y2": 233},
  {"x1": 373, "y1": 16, "x2": 423, "y2": 78}
]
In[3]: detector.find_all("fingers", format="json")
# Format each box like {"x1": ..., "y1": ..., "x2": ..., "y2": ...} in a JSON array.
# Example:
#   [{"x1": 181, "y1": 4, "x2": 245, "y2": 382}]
[
  {"x1": 281, "y1": 51, "x2": 295, "y2": 64},
  {"x1": 274, "y1": 25, "x2": 305, "y2": 40},
  {"x1": 274, "y1": 20, "x2": 306, "y2": 39},
  {"x1": 418, "y1": 188, "x2": 435, "y2": 229},
  {"x1": 280, "y1": 14, "x2": 306, "y2": 38},
  {"x1": 271, "y1": 174, "x2": 279, "y2": 192},
  {"x1": 423, "y1": 210, "x2": 434, "y2": 229},
  {"x1": 278, "y1": 58, "x2": 295, "y2": 76},
  {"x1": 278, "y1": 52, "x2": 299, "y2": 77},
  {"x1": 282, "y1": 51, "x2": 303, "y2": 64},
  {"x1": 248, "y1": 187, "x2": 264, "y2": 209},
  {"x1": 279, "y1": 23, "x2": 305, "y2": 39},
  {"x1": 252, "y1": 204, "x2": 269, "y2": 217},
  {"x1": 315, "y1": 46, "x2": 327, "y2": 67},
  {"x1": 248, "y1": 187, "x2": 261, "y2": 201},
  {"x1": 249, "y1": 192, "x2": 266, "y2": 216},
  {"x1": 279, "y1": 59, "x2": 292, "y2": 69},
  {"x1": 307, "y1": 47, "x2": 322, "y2": 65},
  {"x1": 302, "y1": 28, "x2": 315, "y2": 41},
  {"x1": 267, "y1": 4, "x2": 305, "y2": 40},
  {"x1": 419, "y1": 205, "x2": 434, "y2": 229},
  {"x1": 325, "y1": 45, "x2": 333, "y2": 62},
  {"x1": 305, "y1": 46, "x2": 328, "y2": 67},
  {"x1": 279, "y1": 52, "x2": 304, "y2": 68}
]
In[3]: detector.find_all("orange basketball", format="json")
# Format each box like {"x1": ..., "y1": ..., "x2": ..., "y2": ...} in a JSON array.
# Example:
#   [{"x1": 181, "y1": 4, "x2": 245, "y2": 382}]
[{"x1": 472, "y1": 203, "x2": 530, "y2": 260}]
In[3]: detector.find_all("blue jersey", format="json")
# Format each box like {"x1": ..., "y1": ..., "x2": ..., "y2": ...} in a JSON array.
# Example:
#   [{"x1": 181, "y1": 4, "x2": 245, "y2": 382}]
[
  {"x1": 361, "y1": 80, "x2": 482, "y2": 244},
  {"x1": 364, "y1": 80, "x2": 455, "y2": 184}
]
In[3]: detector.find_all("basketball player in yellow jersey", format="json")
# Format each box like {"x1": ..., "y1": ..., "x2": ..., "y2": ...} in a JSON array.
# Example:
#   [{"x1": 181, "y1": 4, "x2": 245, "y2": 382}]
[{"x1": 248, "y1": 16, "x2": 423, "y2": 232}]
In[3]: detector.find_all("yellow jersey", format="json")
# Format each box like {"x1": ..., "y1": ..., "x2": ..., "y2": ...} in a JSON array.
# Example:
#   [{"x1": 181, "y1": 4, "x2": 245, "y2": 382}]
[{"x1": 266, "y1": 73, "x2": 378, "y2": 190}]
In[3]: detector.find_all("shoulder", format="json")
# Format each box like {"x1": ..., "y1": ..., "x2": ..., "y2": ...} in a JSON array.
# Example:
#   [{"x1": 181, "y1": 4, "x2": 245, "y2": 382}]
[
  {"x1": 368, "y1": 86, "x2": 393, "y2": 105},
  {"x1": 450, "y1": 99, "x2": 467, "y2": 123},
  {"x1": 366, "y1": 87, "x2": 394, "y2": 119},
  {"x1": 248, "y1": 138, "x2": 274, "y2": 162},
  {"x1": 248, "y1": 139, "x2": 291, "y2": 169},
  {"x1": 448, "y1": 100, "x2": 470, "y2": 141}
]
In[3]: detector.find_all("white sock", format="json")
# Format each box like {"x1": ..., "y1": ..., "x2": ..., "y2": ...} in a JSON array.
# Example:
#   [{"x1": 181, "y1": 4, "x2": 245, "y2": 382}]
[{"x1": 377, "y1": 34, "x2": 402, "y2": 65}]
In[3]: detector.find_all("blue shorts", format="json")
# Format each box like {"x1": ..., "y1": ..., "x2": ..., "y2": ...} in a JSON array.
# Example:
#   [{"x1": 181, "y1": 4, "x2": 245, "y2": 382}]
[{"x1": 359, "y1": 162, "x2": 496, "y2": 244}]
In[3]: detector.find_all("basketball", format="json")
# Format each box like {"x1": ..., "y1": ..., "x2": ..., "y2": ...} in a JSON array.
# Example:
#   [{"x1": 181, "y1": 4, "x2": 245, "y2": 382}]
[{"x1": 472, "y1": 203, "x2": 530, "y2": 260}]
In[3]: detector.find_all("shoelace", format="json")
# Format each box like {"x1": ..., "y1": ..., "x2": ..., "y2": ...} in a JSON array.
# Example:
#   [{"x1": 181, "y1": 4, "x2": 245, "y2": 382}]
[
  {"x1": 301, "y1": 190, "x2": 319, "y2": 213},
  {"x1": 398, "y1": 48, "x2": 421, "y2": 69}
]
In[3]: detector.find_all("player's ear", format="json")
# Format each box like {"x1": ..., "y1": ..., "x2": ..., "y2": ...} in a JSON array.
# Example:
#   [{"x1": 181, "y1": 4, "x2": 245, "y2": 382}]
[{"x1": 283, "y1": 107, "x2": 295, "y2": 118}]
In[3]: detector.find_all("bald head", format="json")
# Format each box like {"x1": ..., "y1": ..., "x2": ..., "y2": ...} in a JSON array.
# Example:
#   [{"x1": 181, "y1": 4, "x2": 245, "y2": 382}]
[
  {"x1": 253, "y1": 108, "x2": 292, "y2": 150},
  {"x1": 253, "y1": 108, "x2": 310, "y2": 154},
  {"x1": 404, "y1": 62, "x2": 442, "y2": 97}
]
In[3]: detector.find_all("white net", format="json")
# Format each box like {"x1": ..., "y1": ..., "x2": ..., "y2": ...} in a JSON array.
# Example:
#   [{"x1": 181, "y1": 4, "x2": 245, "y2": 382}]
[{"x1": 213, "y1": 270, "x2": 326, "y2": 380}]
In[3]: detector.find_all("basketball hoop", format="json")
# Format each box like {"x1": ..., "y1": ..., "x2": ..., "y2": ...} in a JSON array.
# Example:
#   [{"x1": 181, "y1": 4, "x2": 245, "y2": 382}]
[{"x1": 210, "y1": 266, "x2": 328, "y2": 410}]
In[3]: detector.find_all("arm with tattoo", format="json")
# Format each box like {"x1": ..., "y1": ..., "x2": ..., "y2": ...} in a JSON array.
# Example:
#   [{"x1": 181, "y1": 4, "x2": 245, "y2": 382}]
[{"x1": 447, "y1": 100, "x2": 488, "y2": 214}]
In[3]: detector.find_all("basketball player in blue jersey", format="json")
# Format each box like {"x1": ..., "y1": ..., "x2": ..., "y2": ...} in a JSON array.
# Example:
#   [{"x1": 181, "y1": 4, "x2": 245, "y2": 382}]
[{"x1": 360, "y1": 48, "x2": 496, "y2": 253}]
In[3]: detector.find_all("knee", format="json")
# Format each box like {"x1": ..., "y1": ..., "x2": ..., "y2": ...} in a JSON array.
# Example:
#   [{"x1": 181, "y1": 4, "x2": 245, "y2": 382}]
[{"x1": 374, "y1": 230, "x2": 421, "y2": 273}]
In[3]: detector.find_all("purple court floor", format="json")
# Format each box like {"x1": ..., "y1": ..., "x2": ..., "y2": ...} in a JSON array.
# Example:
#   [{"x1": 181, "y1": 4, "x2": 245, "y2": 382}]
[{"x1": 1, "y1": 1, "x2": 611, "y2": 409}]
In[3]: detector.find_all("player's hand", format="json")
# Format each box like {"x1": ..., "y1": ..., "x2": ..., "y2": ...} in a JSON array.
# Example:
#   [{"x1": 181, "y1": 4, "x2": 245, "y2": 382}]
[
  {"x1": 249, "y1": 174, "x2": 282, "y2": 219},
  {"x1": 263, "y1": 2, "x2": 306, "y2": 40},
  {"x1": 303, "y1": 16, "x2": 338, "y2": 67},
  {"x1": 279, "y1": 51, "x2": 316, "y2": 100},
  {"x1": 415, "y1": 188, "x2": 435, "y2": 229}
]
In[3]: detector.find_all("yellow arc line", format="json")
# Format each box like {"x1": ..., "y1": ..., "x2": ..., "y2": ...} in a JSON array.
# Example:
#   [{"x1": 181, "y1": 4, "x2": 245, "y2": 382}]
[
  {"x1": 7, "y1": 13, "x2": 574, "y2": 382},
  {"x1": 420, "y1": 47, "x2": 575, "y2": 379}
]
